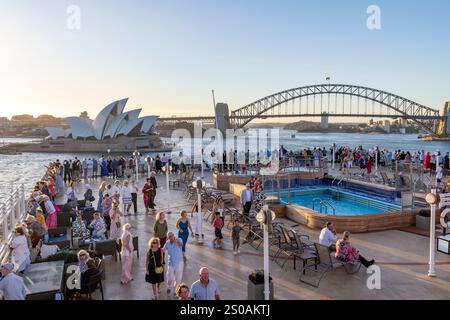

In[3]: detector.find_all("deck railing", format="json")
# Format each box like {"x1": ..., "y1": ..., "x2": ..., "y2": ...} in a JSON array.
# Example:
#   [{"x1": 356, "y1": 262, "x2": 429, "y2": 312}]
[{"x1": 0, "y1": 184, "x2": 27, "y2": 263}]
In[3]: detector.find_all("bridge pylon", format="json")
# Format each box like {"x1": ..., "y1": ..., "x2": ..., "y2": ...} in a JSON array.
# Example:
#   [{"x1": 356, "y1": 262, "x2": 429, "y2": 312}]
[
  {"x1": 437, "y1": 102, "x2": 450, "y2": 135},
  {"x1": 214, "y1": 103, "x2": 231, "y2": 136}
]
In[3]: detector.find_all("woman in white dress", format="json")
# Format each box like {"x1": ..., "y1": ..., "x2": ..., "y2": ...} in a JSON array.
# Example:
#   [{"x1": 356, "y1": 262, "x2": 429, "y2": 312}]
[
  {"x1": 120, "y1": 223, "x2": 134, "y2": 284},
  {"x1": 10, "y1": 226, "x2": 31, "y2": 273},
  {"x1": 66, "y1": 181, "x2": 78, "y2": 208},
  {"x1": 121, "y1": 180, "x2": 133, "y2": 216}
]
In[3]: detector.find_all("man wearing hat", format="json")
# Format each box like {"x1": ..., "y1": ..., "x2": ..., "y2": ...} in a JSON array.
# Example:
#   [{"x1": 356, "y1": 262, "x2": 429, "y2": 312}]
[{"x1": 0, "y1": 262, "x2": 26, "y2": 300}]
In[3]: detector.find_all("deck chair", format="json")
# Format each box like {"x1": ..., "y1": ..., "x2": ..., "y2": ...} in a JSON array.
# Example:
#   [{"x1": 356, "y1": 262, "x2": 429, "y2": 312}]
[
  {"x1": 81, "y1": 272, "x2": 104, "y2": 300},
  {"x1": 300, "y1": 243, "x2": 361, "y2": 288},
  {"x1": 380, "y1": 172, "x2": 395, "y2": 186},
  {"x1": 401, "y1": 175, "x2": 412, "y2": 189},
  {"x1": 272, "y1": 226, "x2": 296, "y2": 268},
  {"x1": 93, "y1": 239, "x2": 119, "y2": 261},
  {"x1": 57, "y1": 211, "x2": 72, "y2": 228},
  {"x1": 290, "y1": 230, "x2": 317, "y2": 271}
]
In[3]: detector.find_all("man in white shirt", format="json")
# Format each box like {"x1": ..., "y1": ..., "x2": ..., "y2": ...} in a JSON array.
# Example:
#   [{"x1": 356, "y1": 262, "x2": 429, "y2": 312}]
[
  {"x1": 319, "y1": 222, "x2": 338, "y2": 251},
  {"x1": 0, "y1": 263, "x2": 26, "y2": 300},
  {"x1": 240, "y1": 184, "x2": 253, "y2": 215}
]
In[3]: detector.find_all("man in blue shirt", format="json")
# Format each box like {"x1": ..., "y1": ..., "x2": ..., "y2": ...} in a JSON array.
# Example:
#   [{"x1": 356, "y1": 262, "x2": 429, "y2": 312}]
[
  {"x1": 163, "y1": 232, "x2": 184, "y2": 297},
  {"x1": 0, "y1": 263, "x2": 25, "y2": 300},
  {"x1": 189, "y1": 267, "x2": 220, "y2": 300}
]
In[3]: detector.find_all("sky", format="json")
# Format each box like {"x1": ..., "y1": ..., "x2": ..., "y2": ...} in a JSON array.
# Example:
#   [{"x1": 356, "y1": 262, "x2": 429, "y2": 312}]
[{"x1": 0, "y1": 0, "x2": 449, "y2": 120}]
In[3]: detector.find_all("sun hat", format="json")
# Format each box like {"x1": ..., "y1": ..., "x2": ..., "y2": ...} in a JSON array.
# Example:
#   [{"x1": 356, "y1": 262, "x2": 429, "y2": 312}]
[{"x1": 0, "y1": 262, "x2": 14, "y2": 271}]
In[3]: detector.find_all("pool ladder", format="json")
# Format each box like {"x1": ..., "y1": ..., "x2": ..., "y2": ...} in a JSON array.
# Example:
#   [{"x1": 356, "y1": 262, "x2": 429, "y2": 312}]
[{"x1": 312, "y1": 198, "x2": 336, "y2": 215}]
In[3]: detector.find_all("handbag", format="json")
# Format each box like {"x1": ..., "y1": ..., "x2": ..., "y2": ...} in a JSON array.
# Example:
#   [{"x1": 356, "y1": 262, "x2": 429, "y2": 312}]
[{"x1": 153, "y1": 250, "x2": 164, "y2": 274}]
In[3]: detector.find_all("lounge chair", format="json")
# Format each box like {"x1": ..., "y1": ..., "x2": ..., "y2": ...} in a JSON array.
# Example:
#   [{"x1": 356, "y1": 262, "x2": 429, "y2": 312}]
[
  {"x1": 380, "y1": 172, "x2": 395, "y2": 186},
  {"x1": 290, "y1": 230, "x2": 317, "y2": 272},
  {"x1": 300, "y1": 243, "x2": 361, "y2": 288}
]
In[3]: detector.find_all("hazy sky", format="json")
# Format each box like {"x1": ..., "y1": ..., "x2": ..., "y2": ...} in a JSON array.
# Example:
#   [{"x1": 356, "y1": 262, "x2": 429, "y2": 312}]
[{"x1": 0, "y1": 0, "x2": 449, "y2": 120}]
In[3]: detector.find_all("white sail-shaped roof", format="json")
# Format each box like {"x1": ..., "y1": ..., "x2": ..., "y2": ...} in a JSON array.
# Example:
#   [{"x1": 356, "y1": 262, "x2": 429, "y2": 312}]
[
  {"x1": 49, "y1": 99, "x2": 159, "y2": 140},
  {"x1": 45, "y1": 127, "x2": 66, "y2": 139},
  {"x1": 92, "y1": 98, "x2": 128, "y2": 140},
  {"x1": 140, "y1": 116, "x2": 159, "y2": 134},
  {"x1": 65, "y1": 117, "x2": 95, "y2": 139},
  {"x1": 116, "y1": 109, "x2": 142, "y2": 136},
  {"x1": 103, "y1": 113, "x2": 128, "y2": 139}
]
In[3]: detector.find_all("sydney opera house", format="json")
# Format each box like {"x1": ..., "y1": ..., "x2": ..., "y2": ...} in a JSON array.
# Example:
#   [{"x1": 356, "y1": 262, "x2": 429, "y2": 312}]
[
  {"x1": 18, "y1": 99, "x2": 167, "y2": 153},
  {"x1": 45, "y1": 98, "x2": 158, "y2": 140}
]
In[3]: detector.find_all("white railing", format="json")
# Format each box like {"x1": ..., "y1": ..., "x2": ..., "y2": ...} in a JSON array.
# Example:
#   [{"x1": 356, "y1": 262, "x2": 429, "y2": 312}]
[{"x1": 0, "y1": 184, "x2": 27, "y2": 263}]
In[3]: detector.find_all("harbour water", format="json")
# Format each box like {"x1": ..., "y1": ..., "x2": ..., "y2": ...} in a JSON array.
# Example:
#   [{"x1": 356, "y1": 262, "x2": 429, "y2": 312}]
[{"x1": 0, "y1": 133, "x2": 448, "y2": 201}]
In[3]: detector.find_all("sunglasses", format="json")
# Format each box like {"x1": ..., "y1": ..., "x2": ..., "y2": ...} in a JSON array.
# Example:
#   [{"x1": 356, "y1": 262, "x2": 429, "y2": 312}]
[{"x1": 152, "y1": 241, "x2": 158, "y2": 245}]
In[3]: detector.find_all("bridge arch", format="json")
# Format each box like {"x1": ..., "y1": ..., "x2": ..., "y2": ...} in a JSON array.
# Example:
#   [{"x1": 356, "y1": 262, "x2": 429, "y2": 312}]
[{"x1": 229, "y1": 84, "x2": 441, "y2": 133}]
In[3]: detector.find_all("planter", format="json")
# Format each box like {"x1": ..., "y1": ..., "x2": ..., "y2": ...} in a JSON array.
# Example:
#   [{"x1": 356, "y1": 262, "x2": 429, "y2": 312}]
[
  {"x1": 416, "y1": 215, "x2": 431, "y2": 230},
  {"x1": 247, "y1": 280, "x2": 274, "y2": 300}
]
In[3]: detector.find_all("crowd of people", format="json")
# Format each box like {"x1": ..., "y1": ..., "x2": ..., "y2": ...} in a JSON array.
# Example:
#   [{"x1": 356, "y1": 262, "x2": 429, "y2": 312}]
[
  {"x1": 0, "y1": 156, "x2": 227, "y2": 300},
  {"x1": 0, "y1": 144, "x2": 448, "y2": 300}
]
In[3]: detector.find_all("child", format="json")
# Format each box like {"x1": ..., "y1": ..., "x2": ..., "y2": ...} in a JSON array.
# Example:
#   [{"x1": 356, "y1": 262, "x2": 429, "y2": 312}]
[
  {"x1": 231, "y1": 219, "x2": 242, "y2": 255},
  {"x1": 212, "y1": 212, "x2": 224, "y2": 248}
]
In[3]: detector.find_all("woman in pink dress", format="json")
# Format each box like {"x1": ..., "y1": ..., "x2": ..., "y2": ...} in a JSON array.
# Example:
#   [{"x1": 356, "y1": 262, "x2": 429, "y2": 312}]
[
  {"x1": 366, "y1": 156, "x2": 372, "y2": 175},
  {"x1": 120, "y1": 223, "x2": 134, "y2": 284},
  {"x1": 43, "y1": 195, "x2": 58, "y2": 230},
  {"x1": 335, "y1": 231, "x2": 374, "y2": 268},
  {"x1": 109, "y1": 200, "x2": 123, "y2": 240}
]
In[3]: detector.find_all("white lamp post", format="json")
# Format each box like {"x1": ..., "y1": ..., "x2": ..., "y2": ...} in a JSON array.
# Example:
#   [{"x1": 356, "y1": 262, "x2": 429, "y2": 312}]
[
  {"x1": 133, "y1": 150, "x2": 140, "y2": 182},
  {"x1": 192, "y1": 178, "x2": 205, "y2": 243},
  {"x1": 425, "y1": 189, "x2": 439, "y2": 277},
  {"x1": 375, "y1": 146, "x2": 379, "y2": 173},
  {"x1": 162, "y1": 163, "x2": 172, "y2": 214},
  {"x1": 147, "y1": 156, "x2": 151, "y2": 179},
  {"x1": 201, "y1": 148, "x2": 204, "y2": 179},
  {"x1": 256, "y1": 205, "x2": 275, "y2": 300}
]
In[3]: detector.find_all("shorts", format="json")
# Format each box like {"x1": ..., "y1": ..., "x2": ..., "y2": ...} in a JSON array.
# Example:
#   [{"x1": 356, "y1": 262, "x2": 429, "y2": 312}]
[{"x1": 215, "y1": 228, "x2": 223, "y2": 239}]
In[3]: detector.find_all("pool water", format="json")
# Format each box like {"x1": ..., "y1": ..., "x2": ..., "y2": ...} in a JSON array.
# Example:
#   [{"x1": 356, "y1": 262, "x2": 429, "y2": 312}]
[{"x1": 278, "y1": 187, "x2": 401, "y2": 216}]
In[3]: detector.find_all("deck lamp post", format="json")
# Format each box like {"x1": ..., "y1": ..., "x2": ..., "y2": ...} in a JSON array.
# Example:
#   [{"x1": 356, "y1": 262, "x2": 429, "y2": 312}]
[
  {"x1": 425, "y1": 188, "x2": 439, "y2": 277},
  {"x1": 375, "y1": 146, "x2": 379, "y2": 173},
  {"x1": 146, "y1": 156, "x2": 152, "y2": 179},
  {"x1": 161, "y1": 163, "x2": 172, "y2": 214},
  {"x1": 256, "y1": 205, "x2": 276, "y2": 300},
  {"x1": 193, "y1": 177, "x2": 205, "y2": 243},
  {"x1": 133, "y1": 150, "x2": 140, "y2": 183},
  {"x1": 200, "y1": 148, "x2": 204, "y2": 179}
]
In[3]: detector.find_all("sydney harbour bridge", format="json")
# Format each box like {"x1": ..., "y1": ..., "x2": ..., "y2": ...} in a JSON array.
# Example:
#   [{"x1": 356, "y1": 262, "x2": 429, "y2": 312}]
[{"x1": 158, "y1": 84, "x2": 450, "y2": 136}]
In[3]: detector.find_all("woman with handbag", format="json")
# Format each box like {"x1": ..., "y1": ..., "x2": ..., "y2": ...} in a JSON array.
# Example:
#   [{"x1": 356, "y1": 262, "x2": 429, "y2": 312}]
[
  {"x1": 109, "y1": 200, "x2": 123, "y2": 240},
  {"x1": 145, "y1": 237, "x2": 165, "y2": 300}
]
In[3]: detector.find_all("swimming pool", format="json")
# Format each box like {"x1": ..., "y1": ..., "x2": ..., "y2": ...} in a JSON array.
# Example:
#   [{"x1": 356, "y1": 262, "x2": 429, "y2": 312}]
[{"x1": 277, "y1": 187, "x2": 402, "y2": 216}]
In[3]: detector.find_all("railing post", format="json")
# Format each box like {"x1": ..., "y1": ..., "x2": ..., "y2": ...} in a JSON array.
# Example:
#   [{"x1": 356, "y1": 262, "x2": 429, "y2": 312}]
[
  {"x1": 2, "y1": 206, "x2": 7, "y2": 248},
  {"x1": 10, "y1": 195, "x2": 15, "y2": 230},
  {"x1": 21, "y1": 184, "x2": 26, "y2": 216}
]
